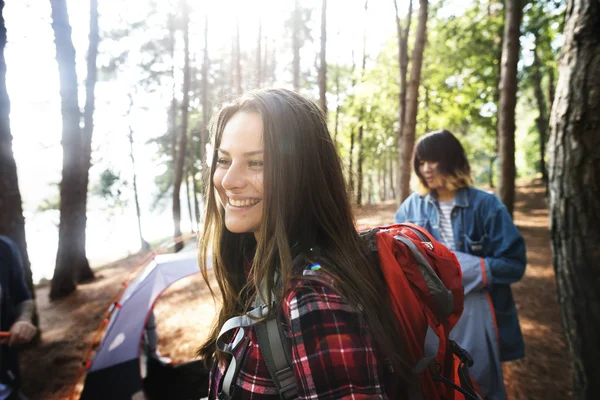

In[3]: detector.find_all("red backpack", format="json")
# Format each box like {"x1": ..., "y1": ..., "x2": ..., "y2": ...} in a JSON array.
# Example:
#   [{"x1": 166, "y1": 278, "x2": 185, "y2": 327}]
[
  {"x1": 364, "y1": 223, "x2": 482, "y2": 400},
  {"x1": 216, "y1": 223, "x2": 483, "y2": 400}
]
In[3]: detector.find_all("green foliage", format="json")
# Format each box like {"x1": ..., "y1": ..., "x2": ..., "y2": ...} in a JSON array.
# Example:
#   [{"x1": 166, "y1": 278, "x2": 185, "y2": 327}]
[{"x1": 93, "y1": 168, "x2": 128, "y2": 210}]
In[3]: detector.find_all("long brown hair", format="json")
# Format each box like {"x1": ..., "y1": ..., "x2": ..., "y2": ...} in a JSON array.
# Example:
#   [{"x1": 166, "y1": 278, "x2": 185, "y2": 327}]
[{"x1": 197, "y1": 88, "x2": 411, "y2": 384}]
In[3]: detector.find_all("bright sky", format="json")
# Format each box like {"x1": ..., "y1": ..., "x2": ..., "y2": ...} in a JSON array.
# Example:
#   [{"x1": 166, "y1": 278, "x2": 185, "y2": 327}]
[{"x1": 4, "y1": 0, "x2": 401, "y2": 282}]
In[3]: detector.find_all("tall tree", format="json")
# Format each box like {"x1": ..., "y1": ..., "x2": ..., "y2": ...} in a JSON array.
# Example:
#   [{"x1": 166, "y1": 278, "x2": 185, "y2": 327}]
[
  {"x1": 172, "y1": 0, "x2": 190, "y2": 252},
  {"x1": 126, "y1": 95, "x2": 150, "y2": 252},
  {"x1": 531, "y1": 37, "x2": 548, "y2": 185},
  {"x1": 77, "y1": 0, "x2": 99, "y2": 283},
  {"x1": 548, "y1": 0, "x2": 600, "y2": 398},
  {"x1": 397, "y1": 0, "x2": 428, "y2": 203},
  {"x1": 393, "y1": 0, "x2": 412, "y2": 201},
  {"x1": 292, "y1": 0, "x2": 301, "y2": 91},
  {"x1": 234, "y1": 16, "x2": 242, "y2": 94},
  {"x1": 356, "y1": 0, "x2": 368, "y2": 206},
  {"x1": 0, "y1": 0, "x2": 38, "y2": 326},
  {"x1": 50, "y1": 0, "x2": 92, "y2": 299},
  {"x1": 318, "y1": 0, "x2": 327, "y2": 114},
  {"x1": 256, "y1": 16, "x2": 262, "y2": 88},
  {"x1": 497, "y1": 0, "x2": 523, "y2": 217},
  {"x1": 200, "y1": 13, "x2": 210, "y2": 185}
]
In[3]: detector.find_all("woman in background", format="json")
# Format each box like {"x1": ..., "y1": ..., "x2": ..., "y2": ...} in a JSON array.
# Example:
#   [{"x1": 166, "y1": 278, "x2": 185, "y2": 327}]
[{"x1": 395, "y1": 129, "x2": 527, "y2": 400}]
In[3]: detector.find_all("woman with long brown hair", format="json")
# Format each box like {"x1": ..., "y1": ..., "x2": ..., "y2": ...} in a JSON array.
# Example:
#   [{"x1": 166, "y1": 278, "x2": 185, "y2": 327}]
[{"x1": 197, "y1": 88, "x2": 411, "y2": 399}]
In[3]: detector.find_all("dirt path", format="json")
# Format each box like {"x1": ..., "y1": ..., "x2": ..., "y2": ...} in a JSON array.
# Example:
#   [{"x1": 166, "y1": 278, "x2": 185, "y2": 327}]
[{"x1": 20, "y1": 181, "x2": 572, "y2": 399}]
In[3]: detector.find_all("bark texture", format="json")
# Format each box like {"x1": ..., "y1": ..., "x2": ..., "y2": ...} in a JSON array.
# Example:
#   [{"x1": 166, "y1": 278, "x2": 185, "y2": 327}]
[{"x1": 548, "y1": 0, "x2": 600, "y2": 398}]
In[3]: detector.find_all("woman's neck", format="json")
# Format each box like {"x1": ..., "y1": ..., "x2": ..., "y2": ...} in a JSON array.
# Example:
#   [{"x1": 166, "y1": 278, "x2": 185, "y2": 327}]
[{"x1": 435, "y1": 188, "x2": 456, "y2": 202}]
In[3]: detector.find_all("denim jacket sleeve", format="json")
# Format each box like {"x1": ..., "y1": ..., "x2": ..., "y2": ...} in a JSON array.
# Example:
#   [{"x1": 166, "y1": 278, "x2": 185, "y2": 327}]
[
  {"x1": 482, "y1": 202, "x2": 527, "y2": 286},
  {"x1": 453, "y1": 251, "x2": 492, "y2": 295}
]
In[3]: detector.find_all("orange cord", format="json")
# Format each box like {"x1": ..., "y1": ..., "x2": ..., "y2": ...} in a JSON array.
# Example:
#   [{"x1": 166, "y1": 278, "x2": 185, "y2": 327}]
[{"x1": 68, "y1": 233, "x2": 198, "y2": 400}]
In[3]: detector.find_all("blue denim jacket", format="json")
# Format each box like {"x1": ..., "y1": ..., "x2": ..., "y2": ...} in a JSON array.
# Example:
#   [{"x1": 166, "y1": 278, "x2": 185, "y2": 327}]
[{"x1": 395, "y1": 186, "x2": 526, "y2": 362}]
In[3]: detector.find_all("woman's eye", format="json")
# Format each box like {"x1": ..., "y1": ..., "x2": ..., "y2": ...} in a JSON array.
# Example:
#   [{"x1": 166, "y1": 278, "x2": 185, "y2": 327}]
[
  {"x1": 248, "y1": 160, "x2": 264, "y2": 168},
  {"x1": 216, "y1": 158, "x2": 230, "y2": 166}
]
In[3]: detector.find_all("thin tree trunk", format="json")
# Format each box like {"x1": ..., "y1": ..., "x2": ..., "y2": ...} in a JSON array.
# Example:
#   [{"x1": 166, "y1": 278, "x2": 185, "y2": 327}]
[
  {"x1": 77, "y1": 0, "x2": 99, "y2": 283},
  {"x1": 200, "y1": 13, "x2": 210, "y2": 204},
  {"x1": 532, "y1": 36, "x2": 548, "y2": 185},
  {"x1": 548, "y1": 67, "x2": 555, "y2": 111},
  {"x1": 398, "y1": 0, "x2": 428, "y2": 203},
  {"x1": 394, "y1": 0, "x2": 413, "y2": 204},
  {"x1": 318, "y1": 0, "x2": 327, "y2": 115},
  {"x1": 270, "y1": 38, "x2": 277, "y2": 86},
  {"x1": 263, "y1": 33, "x2": 269, "y2": 85},
  {"x1": 0, "y1": 0, "x2": 39, "y2": 328},
  {"x1": 172, "y1": 1, "x2": 190, "y2": 252},
  {"x1": 292, "y1": 0, "x2": 301, "y2": 91},
  {"x1": 379, "y1": 166, "x2": 385, "y2": 202},
  {"x1": 333, "y1": 64, "x2": 340, "y2": 145},
  {"x1": 389, "y1": 155, "x2": 395, "y2": 199},
  {"x1": 424, "y1": 85, "x2": 430, "y2": 132},
  {"x1": 127, "y1": 101, "x2": 149, "y2": 252},
  {"x1": 50, "y1": 0, "x2": 90, "y2": 299},
  {"x1": 356, "y1": 0, "x2": 368, "y2": 207},
  {"x1": 168, "y1": 12, "x2": 177, "y2": 165},
  {"x1": 497, "y1": 0, "x2": 523, "y2": 217},
  {"x1": 548, "y1": 0, "x2": 600, "y2": 397},
  {"x1": 235, "y1": 17, "x2": 242, "y2": 94},
  {"x1": 348, "y1": 129, "x2": 355, "y2": 201},
  {"x1": 256, "y1": 16, "x2": 262, "y2": 88},
  {"x1": 185, "y1": 166, "x2": 194, "y2": 233}
]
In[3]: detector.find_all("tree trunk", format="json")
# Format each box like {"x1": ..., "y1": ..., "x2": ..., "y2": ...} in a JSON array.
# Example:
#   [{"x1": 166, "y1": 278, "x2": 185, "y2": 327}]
[
  {"x1": 126, "y1": 96, "x2": 149, "y2": 252},
  {"x1": 380, "y1": 166, "x2": 385, "y2": 202},
  {"x1": 292, "y1": 0, "x2": 301, "y2": 91},
  {"x1": 548, "y1": 66, "x2": 555, "y2": 111},
  {"x1": 256, "y1": 16, "x2": 262, "y2": 88},
  {"x1": 318, "y1": 0, "x2": 327, "y2": 115},
  {"x1": 397, "y1": 0, "x2": 428, "y2": 203},
  {"x1": 172, "y1": 2, "x2": 190, "y2": 252},
  {"x1": 200, "y1": 13, "x2": 210, "y2": 204},
  {"x1": 270, "y1": 38, "x2": 277, "y2": 86},
  {"x1": 548, "y1": 1, "x2": 600, "y2": 398},
  {"x1": 0, "y1": 0, "x2": 39, "y2": 327},
  {"x1": 394, "y1": 0, "x2": 412, "y2": 136},
  {"x1": 389, "y1": 155, "x2": 395, "y2": 199},
  {"x1": 489, "y1": 155, "x2": 496, "y2": 188},
  {"x1": 76, "y1": 0, "x2": 99, "y2": 283},
  {"x1": 185, "y1": 166, "x2": 194, "y2": 233},
  {"x1": 394, "y1": 0, "x2": 413, "y2": 204},
  {"x1": 532, "y1": 36, "x2": 548, "y2": 185},
  {"x1": 348, "y1": 128, "x2": 355, "y2": 201},
  {"x1": 168, "y1": 12, "x2": 177, "y2": 166},
  {"x1": 497, "y1": 0, "x2": 523, "y2": 217},
  {"x1": 333, "y1": 64, "x2": 340, "y2": 145},
  {"x1": 50, "y1": 0, "x2": 90, "y2": 299},
  {"x1": 356, "y1": 0, "x2": 368, "y2": 207},
  {"x1": 235, "y1": 16, "x2": 242, "y2": 94}
]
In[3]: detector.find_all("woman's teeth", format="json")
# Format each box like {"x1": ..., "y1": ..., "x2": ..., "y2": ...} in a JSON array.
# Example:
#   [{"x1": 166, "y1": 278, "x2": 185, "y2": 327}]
[{"x1": 229, "y1": 198, "x2": 260, "y2": 207}]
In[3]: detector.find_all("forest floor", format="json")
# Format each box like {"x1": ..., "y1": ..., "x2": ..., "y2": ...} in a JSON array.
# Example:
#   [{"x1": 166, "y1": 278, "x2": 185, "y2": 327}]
[{"x1": 20, "y1": 179, "x2": 572, "y2": 399}]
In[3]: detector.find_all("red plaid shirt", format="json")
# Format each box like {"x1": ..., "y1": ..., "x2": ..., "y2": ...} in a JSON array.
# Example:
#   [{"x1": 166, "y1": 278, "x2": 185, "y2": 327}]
[{"x1": 208, "y1": 268, "x2": 394, "y2": 399}]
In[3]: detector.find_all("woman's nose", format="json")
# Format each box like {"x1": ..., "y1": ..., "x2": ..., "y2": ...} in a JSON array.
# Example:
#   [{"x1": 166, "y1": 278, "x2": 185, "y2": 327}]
[{"x1": 221, "y1": 162, "x2": 246, "y2": 190}]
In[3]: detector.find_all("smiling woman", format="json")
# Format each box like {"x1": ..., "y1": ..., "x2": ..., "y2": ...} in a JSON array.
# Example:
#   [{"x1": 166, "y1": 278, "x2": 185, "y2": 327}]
[{"x1": 196, "y1": 88, "x2": 413, "y2": 399}]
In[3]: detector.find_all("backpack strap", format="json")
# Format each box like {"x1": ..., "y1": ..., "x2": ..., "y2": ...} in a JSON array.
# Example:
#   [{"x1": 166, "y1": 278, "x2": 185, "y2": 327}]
[
  {"x1": 254, "y1": 272, "x2": 297, "y2": 399},
  {"x1": 254, "y1": 315, "x2": 297, "y2": 399},
  {"x1": 393, "y1": 235, "x2": 454, "y2": 320},
  {"x1": 216, "y1": 306, "x2": 265, "y2": 399}
]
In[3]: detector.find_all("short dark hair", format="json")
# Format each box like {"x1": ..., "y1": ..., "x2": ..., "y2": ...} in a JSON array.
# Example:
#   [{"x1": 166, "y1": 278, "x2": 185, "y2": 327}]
[{"x1": 413, "y1": 129, "x2": 472, "y2": 194}]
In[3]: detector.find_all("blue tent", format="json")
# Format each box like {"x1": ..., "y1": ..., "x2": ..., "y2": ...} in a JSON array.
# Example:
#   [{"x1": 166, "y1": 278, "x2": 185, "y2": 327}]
[{"x1": 80, "y1": 249, "x2": 210, "y2": 400}]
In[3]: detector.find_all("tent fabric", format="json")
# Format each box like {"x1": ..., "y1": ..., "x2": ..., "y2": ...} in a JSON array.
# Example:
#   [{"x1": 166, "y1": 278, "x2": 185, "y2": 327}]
[{"x1": 81, "y1": 249, "x2": 210, "y2": 400}]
